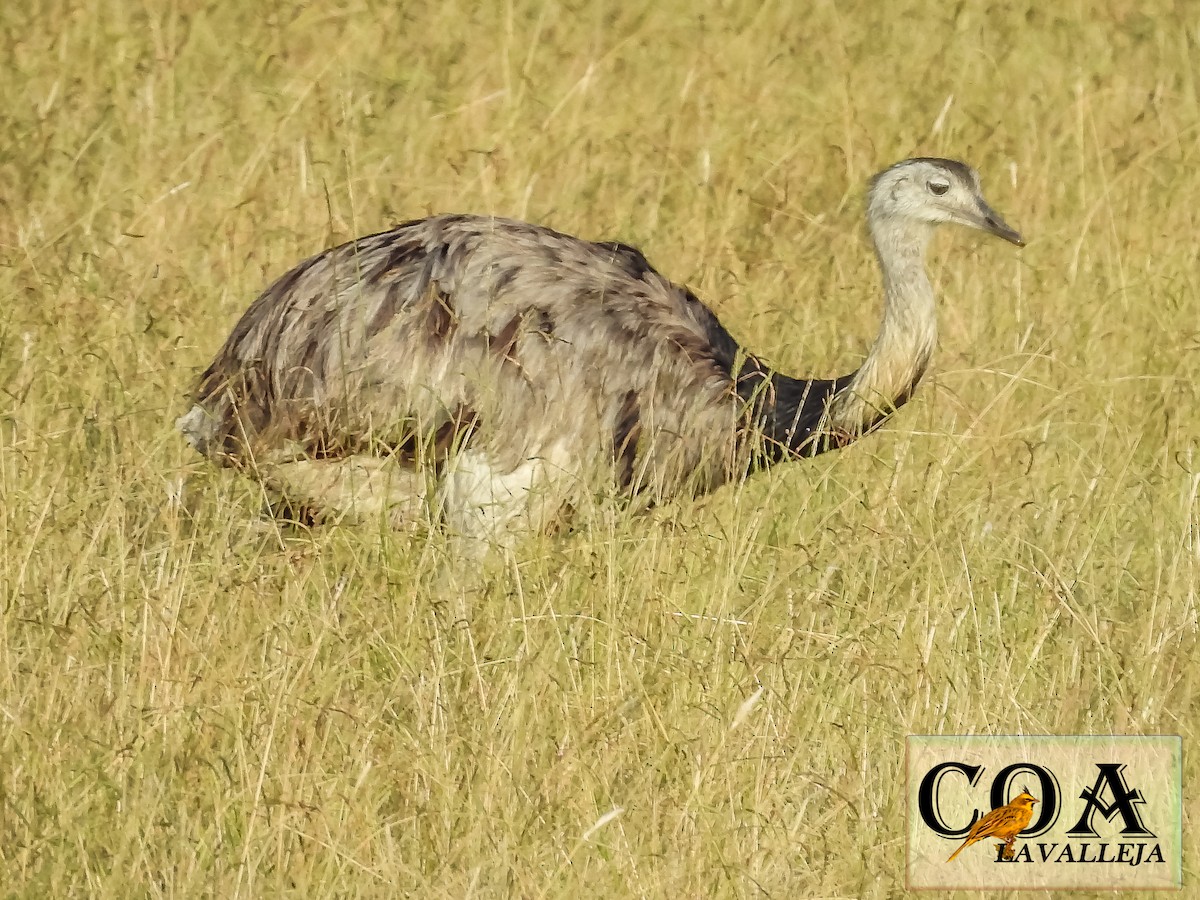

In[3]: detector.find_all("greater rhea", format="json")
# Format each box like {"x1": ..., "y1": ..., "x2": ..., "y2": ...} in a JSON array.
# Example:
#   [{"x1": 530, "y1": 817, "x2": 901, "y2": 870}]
[{"x1": 177, "y1": 158, "x2": 1023, "y2": 546}]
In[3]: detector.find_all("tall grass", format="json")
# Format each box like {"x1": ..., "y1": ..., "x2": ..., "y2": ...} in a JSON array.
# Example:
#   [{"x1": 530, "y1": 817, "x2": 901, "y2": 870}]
[{"x1": 1, "y1": 0, "x2": 1197, "y2": 896}]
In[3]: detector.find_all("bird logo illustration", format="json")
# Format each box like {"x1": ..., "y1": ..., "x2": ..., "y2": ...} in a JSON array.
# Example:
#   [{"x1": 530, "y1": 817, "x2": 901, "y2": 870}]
[{"x1": 947, "y1": 790, "x2": 1039, "y2": 862}]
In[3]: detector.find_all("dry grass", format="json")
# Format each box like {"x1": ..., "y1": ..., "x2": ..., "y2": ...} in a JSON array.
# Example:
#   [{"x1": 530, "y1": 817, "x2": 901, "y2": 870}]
[{"x1": 1, "y1": 0, "x2": 1197, "y2": 896}]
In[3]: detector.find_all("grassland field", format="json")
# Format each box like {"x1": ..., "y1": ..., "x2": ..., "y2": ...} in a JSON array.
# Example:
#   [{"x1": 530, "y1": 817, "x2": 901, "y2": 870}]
[{"x1": 0, "y1": 0, "x2": 1198, "y2": 896}]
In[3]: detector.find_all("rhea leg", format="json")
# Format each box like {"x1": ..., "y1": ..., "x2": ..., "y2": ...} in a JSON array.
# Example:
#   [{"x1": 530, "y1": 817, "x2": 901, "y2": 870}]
[{"x1": 259, "y1": 455, "x2": 430, "y2": 529}]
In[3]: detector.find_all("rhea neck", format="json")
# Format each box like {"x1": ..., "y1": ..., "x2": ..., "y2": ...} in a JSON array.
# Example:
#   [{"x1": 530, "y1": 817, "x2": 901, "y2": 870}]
[
  {"x1": 738, "y1": 213, "x2": 939, "y2": 463},
  {"x1": 826, "y1": 215, "x2": 938, "y2": 436}
]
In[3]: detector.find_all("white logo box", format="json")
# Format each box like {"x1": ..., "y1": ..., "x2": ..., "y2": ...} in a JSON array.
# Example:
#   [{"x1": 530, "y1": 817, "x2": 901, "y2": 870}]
[{"x1": 906, "y1": 735, "x2": 1182, "y2": 890}]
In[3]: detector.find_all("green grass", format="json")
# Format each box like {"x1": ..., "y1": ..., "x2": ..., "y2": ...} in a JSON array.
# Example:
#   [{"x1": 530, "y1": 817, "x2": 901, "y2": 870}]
[{"x1": 1, "y1": 0, "x2": 1197, "y2": 896}]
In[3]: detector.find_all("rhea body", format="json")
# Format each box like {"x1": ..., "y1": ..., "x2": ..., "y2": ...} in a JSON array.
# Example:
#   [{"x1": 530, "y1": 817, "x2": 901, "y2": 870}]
[{"x1": 177, "y1": 158, "x2": 1022, "y2": 543}]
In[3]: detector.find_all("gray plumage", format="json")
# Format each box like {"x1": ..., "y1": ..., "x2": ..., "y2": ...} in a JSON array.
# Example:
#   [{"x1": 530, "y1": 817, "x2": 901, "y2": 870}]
[{"x1": 177, "y1": 157, "x2": 1022, "y2": 546}]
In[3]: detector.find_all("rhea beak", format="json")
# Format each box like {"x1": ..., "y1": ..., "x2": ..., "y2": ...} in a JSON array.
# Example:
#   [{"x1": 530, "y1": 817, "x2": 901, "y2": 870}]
[{"x1": 977, "y1": 201, "x2": 1025, "y2": 247}]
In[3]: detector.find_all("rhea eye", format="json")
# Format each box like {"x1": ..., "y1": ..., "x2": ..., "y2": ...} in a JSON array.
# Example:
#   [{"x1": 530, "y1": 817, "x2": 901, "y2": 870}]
[{"x1": 928, "y1": 179, "x2": 950, "y2": 196}]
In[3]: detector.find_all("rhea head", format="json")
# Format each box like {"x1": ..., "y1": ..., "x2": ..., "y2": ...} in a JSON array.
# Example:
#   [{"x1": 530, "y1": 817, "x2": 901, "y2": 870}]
[{"x1": 868, "y1": 157, "x2": 1024, "y2": 247}]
